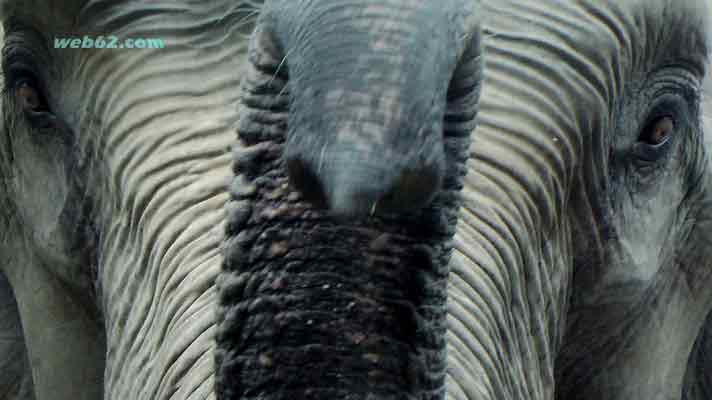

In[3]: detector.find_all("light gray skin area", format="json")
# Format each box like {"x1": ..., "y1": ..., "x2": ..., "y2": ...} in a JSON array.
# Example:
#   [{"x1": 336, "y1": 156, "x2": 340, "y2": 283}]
[
  {"x1": 0, "y1": 1, "x2": 261, "y2": 399},
  {"x1": 0, "y1": 2, "x2": 711, "y2": 400}
]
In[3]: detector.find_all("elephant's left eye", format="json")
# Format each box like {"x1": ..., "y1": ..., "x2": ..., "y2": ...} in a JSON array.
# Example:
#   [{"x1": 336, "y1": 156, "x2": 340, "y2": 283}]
[
  {"x1": 15, "y1": 78, "x2": 48, "y2": 112},
  {"x1": 12, "y1": 75, "x2": 50, "y2": 111},
  {"x1": 639, "y1": 115, "x2": 674, "y2": 147},
  {"x1": 632, "y1": 108, "x2": 681, "y2": 162},
  {"x1": 8, "y1": 73, "x2": 61, "y2": 130}
]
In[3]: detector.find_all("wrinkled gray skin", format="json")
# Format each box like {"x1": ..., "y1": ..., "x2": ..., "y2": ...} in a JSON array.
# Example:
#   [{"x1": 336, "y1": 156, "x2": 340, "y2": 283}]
[
  {"x1": 0, "y1": 1, "x2": 259, "y2": 399},
  {"x1": 0, "y1": 1, "x2": 711, "y2": 400},
  {"x1": 217, "y1": 0, "x2": 712, "y2": 399}
]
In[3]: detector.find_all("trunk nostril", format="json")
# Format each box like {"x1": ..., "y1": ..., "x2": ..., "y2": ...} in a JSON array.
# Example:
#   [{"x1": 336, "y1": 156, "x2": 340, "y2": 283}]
[
  {"x1": 287, "y1": 150, "x2": 444, "y2": 220},
  {"x1": 379, "y1": 166, "x2": 443, "y2": 213}
]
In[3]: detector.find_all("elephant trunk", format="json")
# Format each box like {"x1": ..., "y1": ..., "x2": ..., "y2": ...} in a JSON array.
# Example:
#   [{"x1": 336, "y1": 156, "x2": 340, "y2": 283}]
[
  {"x1": 216, "y1": 196, "x2": 454, "y2": 399},
  {"x1": 270, "y1": 0, "x2": 477, "y2": 218},
  {"x1": 215, "y1": 1, "x2": 480, "y2": 399},
  {"x1": 214, "y1": 137, "x2": 471, "y2": 399},
  {"x1": 215, "y1": 77, "x2": 472, "y2": 400},
  {"x1": 282, "y1": 24, "x2": 449, "y2": 218}
]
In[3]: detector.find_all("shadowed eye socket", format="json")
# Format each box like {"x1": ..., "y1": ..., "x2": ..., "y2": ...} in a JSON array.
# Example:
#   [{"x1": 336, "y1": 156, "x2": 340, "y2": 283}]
[
  {"x1": 639, "y1": 115, "x2": 675, "y2": 147},
  {"x1": 6, "y1": 72, "x2": 62, "y2": 130},
  {"x1": 632, "y1": 106, "x2": 681, "y2": 163},
  {"x1": 15, "y1": 77, "x2": 48, "y2": 112}
]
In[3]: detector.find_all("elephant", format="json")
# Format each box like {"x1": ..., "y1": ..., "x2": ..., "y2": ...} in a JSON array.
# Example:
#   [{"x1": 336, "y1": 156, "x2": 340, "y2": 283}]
[{"x1": 0, "y1": 1, "x2": 710, "y2": 400}]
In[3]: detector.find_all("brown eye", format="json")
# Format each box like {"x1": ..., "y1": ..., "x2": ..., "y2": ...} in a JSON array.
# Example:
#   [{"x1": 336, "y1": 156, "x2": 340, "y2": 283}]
[
  {"x1": 16, "y1": 80, "x2": 44, "y2": 111},
  {"x1": 641, "y1": 116, "x2": 674, "y2": 146}
]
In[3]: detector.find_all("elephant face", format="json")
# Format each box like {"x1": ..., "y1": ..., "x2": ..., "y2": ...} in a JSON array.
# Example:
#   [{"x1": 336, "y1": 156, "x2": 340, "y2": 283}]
[{"x1": 0, "y1": 1, "x2": 710, "y2": 400}]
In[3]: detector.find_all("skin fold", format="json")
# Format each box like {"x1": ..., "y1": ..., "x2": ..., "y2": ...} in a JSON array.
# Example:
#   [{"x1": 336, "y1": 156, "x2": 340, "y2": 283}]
[{"x1": 0, "y1": 1, "x2": 710, "y2": 400}]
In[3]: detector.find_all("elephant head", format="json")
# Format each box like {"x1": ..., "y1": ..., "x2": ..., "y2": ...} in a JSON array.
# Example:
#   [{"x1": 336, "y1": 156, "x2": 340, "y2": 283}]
[
  {"x1": 217, "y1": 0, "x2": 712, "y2": 399},
  {"x1": 0, "y1": 1, "x2": 260, "y2": 399},
  {"x1": 1, "y1": 0, "x2": 711, "y2": 400}
]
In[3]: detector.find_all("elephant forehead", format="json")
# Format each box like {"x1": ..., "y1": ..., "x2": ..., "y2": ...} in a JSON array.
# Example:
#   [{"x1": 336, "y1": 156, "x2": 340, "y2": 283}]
[
  {"x1": 1, "y1": 1, "x2": 252, "y2": 38},
  {"x1": 483, "y1": 0, "x2": 709, "y2": 75}
]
